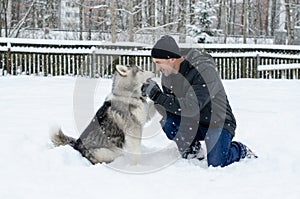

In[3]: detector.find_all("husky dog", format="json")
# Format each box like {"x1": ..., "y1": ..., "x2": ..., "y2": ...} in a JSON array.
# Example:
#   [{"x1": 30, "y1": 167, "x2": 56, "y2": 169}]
[{"x1": 51, "y1": 65, "x2": 155, "y2": 165}]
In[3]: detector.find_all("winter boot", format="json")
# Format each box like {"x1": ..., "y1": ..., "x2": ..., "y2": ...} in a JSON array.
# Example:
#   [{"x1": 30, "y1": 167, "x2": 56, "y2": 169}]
[
  {"x1": 232, "y1": 141, "x2": 258, "y2": 160},
  {"x1": 239, "y1": 143, "x2": 258, "y2": 159},
  {"x1": 245, "y1": 146, "x2": 258, "y2": 159}
]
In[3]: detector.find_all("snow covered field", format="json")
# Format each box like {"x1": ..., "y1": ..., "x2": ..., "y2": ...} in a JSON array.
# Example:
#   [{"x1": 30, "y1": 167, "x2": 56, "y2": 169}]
[{"x1": 0, "y1": 76, "x2": 299, "y2": 199}]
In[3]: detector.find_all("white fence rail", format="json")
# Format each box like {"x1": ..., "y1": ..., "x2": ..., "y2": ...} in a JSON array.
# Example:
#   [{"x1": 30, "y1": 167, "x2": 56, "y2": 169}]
[{"x1": 257, "y1": 63, "x2": 300, "y2": 79}]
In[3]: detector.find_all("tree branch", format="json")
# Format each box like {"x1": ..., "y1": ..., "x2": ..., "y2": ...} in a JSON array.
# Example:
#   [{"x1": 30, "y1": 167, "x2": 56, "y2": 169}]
[
  {"x1": 135, "y1": 22, "x2": 178, "y2": 33},
  {"x1": 9, "y1": 0, "x2": 37, "y2": 38}
]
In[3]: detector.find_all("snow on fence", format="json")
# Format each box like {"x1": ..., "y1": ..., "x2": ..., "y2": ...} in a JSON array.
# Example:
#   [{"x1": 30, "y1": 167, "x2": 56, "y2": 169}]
[
  {"x1": 0, "y1": 45, "x2": 154, "y2": 78},
  {"x1": 0, "y1": 40, "x2": 300, "y2": 79},
  {"x1": 257, "y1": 63, "x2": 300, "y2": 79}
]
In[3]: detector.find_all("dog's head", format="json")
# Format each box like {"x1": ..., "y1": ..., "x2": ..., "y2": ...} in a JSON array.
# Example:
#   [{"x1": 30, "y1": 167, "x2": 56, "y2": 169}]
[{"x1": 112, "y1": 65, "x2": 154, "y2": 99}]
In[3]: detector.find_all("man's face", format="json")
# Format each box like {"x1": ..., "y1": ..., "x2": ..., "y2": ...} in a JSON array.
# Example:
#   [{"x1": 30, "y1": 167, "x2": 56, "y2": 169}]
[{"x1": 152, "y1": 58, "x2": 178, "y2": 76}]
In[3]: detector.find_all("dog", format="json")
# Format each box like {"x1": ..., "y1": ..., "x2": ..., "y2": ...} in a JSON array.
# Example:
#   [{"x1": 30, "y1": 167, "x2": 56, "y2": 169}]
[{"x1": 51, "y1": 65, "x2": 155, "y2": 165}]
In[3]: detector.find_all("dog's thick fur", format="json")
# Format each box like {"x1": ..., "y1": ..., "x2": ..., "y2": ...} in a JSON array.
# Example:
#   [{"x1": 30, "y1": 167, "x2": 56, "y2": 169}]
[{"x1": 51, "y1": 65, "x2": 155, "y2": 164}]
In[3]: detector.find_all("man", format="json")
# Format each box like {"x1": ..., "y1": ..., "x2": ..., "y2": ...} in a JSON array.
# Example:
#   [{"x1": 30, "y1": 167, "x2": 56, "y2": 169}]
[{"x1": 142, "y1": 35, "x2": 257, "y2": 167}]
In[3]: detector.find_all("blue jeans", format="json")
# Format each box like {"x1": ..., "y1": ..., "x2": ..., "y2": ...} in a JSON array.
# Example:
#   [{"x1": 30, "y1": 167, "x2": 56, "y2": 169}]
[{"x1": 161, "y1": 115, "x2": 245, "y2": 167}]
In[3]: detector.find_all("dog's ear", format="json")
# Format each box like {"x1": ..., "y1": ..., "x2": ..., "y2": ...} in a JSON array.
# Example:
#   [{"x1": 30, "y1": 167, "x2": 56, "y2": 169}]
[{"x1": 116, "y1": 65, "x2": 129, "y2": 77}]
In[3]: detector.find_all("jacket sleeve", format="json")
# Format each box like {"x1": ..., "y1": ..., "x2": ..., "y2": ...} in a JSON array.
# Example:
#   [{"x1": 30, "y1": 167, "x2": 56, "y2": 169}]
[{"x1": 154, "y1": 86, "x2": 200, "y2": 118}]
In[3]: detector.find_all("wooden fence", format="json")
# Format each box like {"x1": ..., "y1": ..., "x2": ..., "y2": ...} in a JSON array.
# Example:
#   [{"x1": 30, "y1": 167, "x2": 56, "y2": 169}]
[{"x1": 0, "y1": 39, "x2": 300, "y2": 79}]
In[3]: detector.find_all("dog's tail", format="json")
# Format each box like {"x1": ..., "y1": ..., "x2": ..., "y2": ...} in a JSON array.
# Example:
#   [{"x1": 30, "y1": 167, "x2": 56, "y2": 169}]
[{"x1": 51, "y1": 128, "x2": 76, "y2": 147}]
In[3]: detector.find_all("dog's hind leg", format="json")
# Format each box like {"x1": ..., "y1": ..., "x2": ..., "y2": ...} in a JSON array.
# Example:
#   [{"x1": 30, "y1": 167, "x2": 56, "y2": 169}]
[
  {"x1": 92, "y1": 147, "x2": 123, "y2": 164},
  {"x1": 72, "y1": 139, "x2": 100, "y2": 164}
]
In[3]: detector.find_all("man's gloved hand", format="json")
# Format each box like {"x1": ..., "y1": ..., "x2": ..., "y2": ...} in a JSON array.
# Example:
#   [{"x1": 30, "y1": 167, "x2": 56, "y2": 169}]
[{"x1": 141, "y1": 79, "x2": 162, "y2": 101}]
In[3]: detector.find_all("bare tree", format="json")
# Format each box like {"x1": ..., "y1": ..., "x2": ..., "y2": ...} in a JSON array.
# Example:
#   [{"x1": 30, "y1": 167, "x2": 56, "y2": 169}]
[
  {"x1": 253, "y1": 0, "x2": 259, "y2": 44},
  {"x1": 178, "y1": 0, "x2": 186, "y2": 43},
  {"x1": 265, "y1": 0, "x2": 271, "y2": 36},
  {"x1": 150, "y1": 0, "x2": 155, "y2": 43},
  {"x1": 128, "y1": 0, "x2": 134, "y2": 42},
  {"x1": 216, "y1": 0, "x2": 222, "y2": 30},
  {"x1": 258, "y1": 0, "x2": 264, "y2": 36},
  {"x1": 9, "y1": 0, "x2": 37, "y2": 38},
  {"x1": 79, "y1": 0, "x2": 84, "y2": 40},
  {"x1": 110, "y1": 0, "x2": 116, "y2": 43},
  {"x1": 242, "y1": 0, "x2": 248, "y2": 43},
  {"x1": 285, "y1": 0, "x2": 296, "y2": 44},
  {"x1": 232, "y1": 0, "x2": 237, "y2": 35},
  {"x1": 270, "y1": 0, "x2": 277, "y2": 36},
  {"x1": 297, "y1": 0, "x2": 300, "y2": 26},
  {"x1": 222, "y1": 0, "x2": 228, "y2": 43},
  {"x1": 0, "y1": 0, "x2": 9, "y2": 37},
  {"x1": 165, "y1": 0, "x2": 172, "y2": 32},
  {"x1": 228, "y1": 0, "x2": 234, "y2": 35}
]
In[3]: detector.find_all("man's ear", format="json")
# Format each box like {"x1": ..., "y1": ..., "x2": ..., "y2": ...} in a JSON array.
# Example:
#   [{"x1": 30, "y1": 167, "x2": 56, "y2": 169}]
[{"x1": 116, "y1": 65, "x2": 128, "y2": 77}]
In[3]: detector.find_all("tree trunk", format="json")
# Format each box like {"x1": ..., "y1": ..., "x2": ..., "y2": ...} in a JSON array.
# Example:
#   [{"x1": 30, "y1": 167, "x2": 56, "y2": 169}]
[
  {"x1": 253, "y1": 0, "x2": 259, "y2": 44},
  {"x1": 217, "y1": 0, "x2": 222, "y2": 30},
  {"x1": 79, "y1": 0, "x2": 84, "y2": 40},
  {"x1": 189, "y1": 0, "x2": 195, "y2": 24},
  {"x1": 9, "y1": 0, "x2": 36, "y2": 38},
  {"x1": 270, "y1": 0, "x2": 277, "y2": 36},
  {"x1": 285, "y1": 0, "x2": 294, "y2": 44},
  {"x1": 297, "y1": 0, "x2": 300, "y2": 24},
  {"x1": 0, "y1": 13, "x2": 2, "y2": 37},
  {"x1": 232, "y1": 0, "x2": 237, "y2": 35},
  {"x1": 88, "y1": 8, "x2": 92, "y2": 40},
  {"x1": 228, "y1": 0, "x2": 233, "y2": 35},
  {"x1": 179, "y1": 0, "x2": 186, "y2": 43},
  {"x1": 165, "y1": 0, "x2": 172, "y2": 32},
  {"x1": 223, "y1": 0, "x2": 228, "y2": 43},
  {"x1": 0, "y1": 0, "x2": 2, "y2": 37},
  {"x1": 129, "y1": 0, "x2": 134, "y2": 42},
  {"x1": 258, "y1": 0, "x2": 263, "y2": 36},
  {"x1": 150, "y1": 0, "x2": 155, "y2": 43},
  {"x1": 141, "y1": 0, "x2": 146, "y2": 29},
  {"x1": 242, "y1": 0, "x2": 248, "y2": 43},
  {"x1": 110, "y1": 0, "x2": 116, "y2": 43},
  {"x1": 3, "y1": 0, "x2": 8, "y2": 37},
  {"x1": 265, "y1": 0, "x2": 271, "y2": 36}
]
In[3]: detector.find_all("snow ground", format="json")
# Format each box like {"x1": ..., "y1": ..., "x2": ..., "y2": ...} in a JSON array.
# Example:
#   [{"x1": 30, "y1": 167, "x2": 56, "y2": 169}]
[{"x1": 0, "y1": 76, "x2": 299, "y2": 199}]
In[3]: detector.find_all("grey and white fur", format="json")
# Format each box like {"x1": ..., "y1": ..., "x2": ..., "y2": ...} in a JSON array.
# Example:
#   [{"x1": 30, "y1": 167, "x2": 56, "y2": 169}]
[{"x1": 51, "y1": 65, "x2": 155, "y2": 165}]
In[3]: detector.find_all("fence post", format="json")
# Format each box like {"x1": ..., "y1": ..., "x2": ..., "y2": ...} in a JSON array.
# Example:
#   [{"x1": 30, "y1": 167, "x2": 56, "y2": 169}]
[
  {"x1": 91, "y1": 46, "x2": 96, "y2": 78},
  {"x1": 7, "y1": 42, "x2": 11, "y2": 75},
  {"x1": 256, "y1": 53, "x2": 260, "y2": 78}
]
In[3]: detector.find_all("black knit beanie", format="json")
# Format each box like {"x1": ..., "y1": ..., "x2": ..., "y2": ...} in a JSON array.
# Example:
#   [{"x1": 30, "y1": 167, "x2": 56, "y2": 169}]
[{"x1": 151, "y1": 35, "x2": 181, "y2": 59}]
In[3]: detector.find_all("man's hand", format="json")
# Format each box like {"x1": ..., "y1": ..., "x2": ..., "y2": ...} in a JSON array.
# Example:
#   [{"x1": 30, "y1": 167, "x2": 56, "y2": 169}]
[{"x1": 141, "y1": 79, "x2": 162, "y2": 100}]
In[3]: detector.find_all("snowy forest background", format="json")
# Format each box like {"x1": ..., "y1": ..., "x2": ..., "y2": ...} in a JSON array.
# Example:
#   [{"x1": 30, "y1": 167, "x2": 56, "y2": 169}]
[{"x1": 1, "y1": 0, "x2": 300, "y2": 45}]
